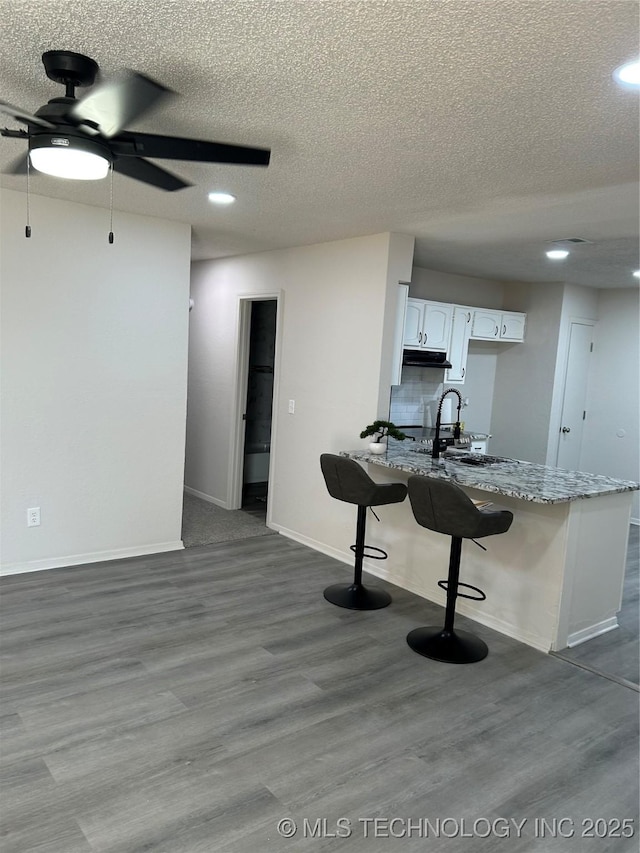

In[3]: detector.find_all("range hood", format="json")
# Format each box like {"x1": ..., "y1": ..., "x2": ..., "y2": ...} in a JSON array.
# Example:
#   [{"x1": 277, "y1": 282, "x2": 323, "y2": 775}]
[{"x1": 402, "y1": 349, "x2": 452, "y2": 369}]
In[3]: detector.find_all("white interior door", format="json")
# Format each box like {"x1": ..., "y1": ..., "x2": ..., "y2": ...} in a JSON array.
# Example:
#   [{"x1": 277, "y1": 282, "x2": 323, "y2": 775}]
[{"x1": 556, "y1": 322, "x2": 594, "y2": 471}]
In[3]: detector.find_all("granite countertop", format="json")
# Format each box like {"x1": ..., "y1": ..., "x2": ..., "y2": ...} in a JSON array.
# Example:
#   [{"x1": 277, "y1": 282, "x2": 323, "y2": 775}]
[{"x1": 340, "y1": 443, "x2": 639, "y2": 504}]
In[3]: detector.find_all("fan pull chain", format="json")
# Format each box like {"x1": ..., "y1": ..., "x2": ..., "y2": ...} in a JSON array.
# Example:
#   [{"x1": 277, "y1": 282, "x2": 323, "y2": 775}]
[
  {"x1": 25, "y1": 155, "x2": 31, "y2": 238},
  {"x1": 108, "y1": 163, "x2": 114, "y2": 244}
]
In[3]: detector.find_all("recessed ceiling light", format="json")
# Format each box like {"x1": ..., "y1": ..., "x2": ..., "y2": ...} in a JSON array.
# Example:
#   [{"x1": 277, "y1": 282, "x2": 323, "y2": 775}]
[
  {"x1": 613, "y1": 59, "x2": 640, "y2": 88},
  {"x1": 208, "y1": 191, "x2": 236, "y2": 205},
  {"x1": 633, "y1": 270, "x2": 640, "y2": 278},
  {"x1": 546, "y1": 249, "x2": 569, "y2": 260}
]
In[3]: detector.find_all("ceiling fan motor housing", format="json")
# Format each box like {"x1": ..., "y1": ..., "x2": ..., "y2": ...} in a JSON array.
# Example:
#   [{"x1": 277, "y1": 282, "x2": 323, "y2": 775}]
[{"x1": 42, "y1": 51, "x2": 99, "y2": 90}]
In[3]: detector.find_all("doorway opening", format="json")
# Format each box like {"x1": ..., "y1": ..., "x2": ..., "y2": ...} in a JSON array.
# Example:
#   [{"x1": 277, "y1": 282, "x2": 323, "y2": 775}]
[{"x1": 241, "y1": 299, "x2": 277, "y2": 518}]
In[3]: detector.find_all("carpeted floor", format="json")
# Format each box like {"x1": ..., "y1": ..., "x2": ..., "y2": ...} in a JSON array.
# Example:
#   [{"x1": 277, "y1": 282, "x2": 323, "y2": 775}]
[{"x1": 181, "y1": 492, "x2": 275, "y2": 548}]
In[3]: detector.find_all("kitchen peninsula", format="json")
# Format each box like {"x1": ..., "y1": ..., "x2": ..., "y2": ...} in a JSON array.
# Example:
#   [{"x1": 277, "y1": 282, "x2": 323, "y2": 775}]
[{"x1": 340, "y1": 444, "x2": 639, "y2": 652}]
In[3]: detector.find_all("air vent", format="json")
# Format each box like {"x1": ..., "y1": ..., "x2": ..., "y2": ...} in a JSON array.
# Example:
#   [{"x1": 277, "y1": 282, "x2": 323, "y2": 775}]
[{"x1": 550, "y1": 237, "x2": 593, "y2": 245}]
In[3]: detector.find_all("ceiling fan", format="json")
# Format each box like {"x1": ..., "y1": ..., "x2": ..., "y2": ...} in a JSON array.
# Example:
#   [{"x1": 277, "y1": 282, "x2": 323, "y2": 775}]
[{"x1": 0, "y1": 50, "x2": 271, "y2": 191}]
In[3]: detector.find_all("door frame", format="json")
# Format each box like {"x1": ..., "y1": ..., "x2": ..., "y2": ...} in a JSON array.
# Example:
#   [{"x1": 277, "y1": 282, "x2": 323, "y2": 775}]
[{"x1": 228, "y1": 292, "x2": 282, "y2": 519}]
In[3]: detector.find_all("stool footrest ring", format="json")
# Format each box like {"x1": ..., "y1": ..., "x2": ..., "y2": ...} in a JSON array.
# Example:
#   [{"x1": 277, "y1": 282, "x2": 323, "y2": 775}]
[
  {"x1": 437, "y1": 579, "x2": 486, "y2": 601},
  {"x1": 350, "y1": 544, "x2": 388, "y2": 560}
]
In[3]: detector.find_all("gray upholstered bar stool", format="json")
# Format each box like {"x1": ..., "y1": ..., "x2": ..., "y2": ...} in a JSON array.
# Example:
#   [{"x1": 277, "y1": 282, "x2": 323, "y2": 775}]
[
  {"x1": 320, "y1": 454, "x2": 407, "y2": 610},
  {"x1": 407, "y1": 475, "x2": 513, "y2": 663}
]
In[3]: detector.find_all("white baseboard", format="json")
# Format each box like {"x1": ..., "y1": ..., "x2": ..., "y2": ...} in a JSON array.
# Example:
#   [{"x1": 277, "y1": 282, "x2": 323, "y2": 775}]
[
  {"x1": 270, "y1": 524, "x2": 353, "y2": 567},
  {"x1": 365, "y1": 558, "x2": 552, "y2": 653},
  {"x1": 0, "y1": 540, "x2": 184, "y2": 577},
  {"x1": 567, "y1": 617, "x2": 619, "y2": 648},
  {"x1": 272, "y1": 524, "x2": 551, "y2": 653},
  {"x1": 183, "y1": 485, "x2": 228, "y2": 509}
]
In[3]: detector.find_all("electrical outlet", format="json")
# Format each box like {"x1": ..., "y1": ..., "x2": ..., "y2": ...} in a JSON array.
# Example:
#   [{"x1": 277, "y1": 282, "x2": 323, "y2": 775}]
[
  {"x1": 288, "y1": 399, "x2": 295, "y2": 414},
  {"x1": 27, "y1": 507, "x2": 41, "y2": 527}
]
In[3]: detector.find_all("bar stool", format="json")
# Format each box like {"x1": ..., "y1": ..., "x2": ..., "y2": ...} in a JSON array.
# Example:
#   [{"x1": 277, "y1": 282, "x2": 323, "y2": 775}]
[
  {"x1": 320, "y1": 454, "x2": 407, "y2": 610},
  {"x1": 406, "y1": 476, "x2": 513, "y2": 663}
]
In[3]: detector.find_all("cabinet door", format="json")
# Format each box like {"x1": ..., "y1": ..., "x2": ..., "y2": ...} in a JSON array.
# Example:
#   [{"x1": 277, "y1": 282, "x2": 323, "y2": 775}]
[
  {"x1": 422, "y1": 301, "x2": 453, "y2": 351},
  {"x1": 471, "y1": 309, "x2": 501, "y2": 339},
  {"x1": 500, "y1": 311, "x2": 526, "y2": 341},
  {"x1": 445, "y1": 306, "x2": 472, "y2": 383},
  {"x1": 403, "y1": 298, "x2": 426, "y2": 348}
]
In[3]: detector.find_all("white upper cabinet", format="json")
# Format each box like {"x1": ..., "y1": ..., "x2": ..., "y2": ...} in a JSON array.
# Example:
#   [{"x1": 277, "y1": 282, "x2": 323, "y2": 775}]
[
  {"x1": 403, "y1": 299, "x2": 426, "y2": 347},
  {"x1": 471, "y1": 308, "x2": 526, "y2": 342},
  {"x1": 396, "y1": 297, "x2": 526, "y2": 386},
  {"x1": 403, "y1": 299, "x2": 453, "y2": 351},
  {"x1": 422, "y1": 301, "x2": 453, "y2": 350},
  {"x1": 500, "y1": 311, "x2": 526, "y2": 341},
  {"x1": 471, "y1": 309, "x2": 502, "y2": 339},
  {"x1": 445, "y1": 306, "x2": 473, "y2": 383}
]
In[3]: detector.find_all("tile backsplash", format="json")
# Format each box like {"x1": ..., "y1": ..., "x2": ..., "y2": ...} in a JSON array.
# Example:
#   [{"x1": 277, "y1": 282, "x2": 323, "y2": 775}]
[
  {"x1": 389, "y1": 368, "x2": 444, "y2": 427},
  {"x1": 390, "y1": 342, "x2": 498, "y2": 436}
]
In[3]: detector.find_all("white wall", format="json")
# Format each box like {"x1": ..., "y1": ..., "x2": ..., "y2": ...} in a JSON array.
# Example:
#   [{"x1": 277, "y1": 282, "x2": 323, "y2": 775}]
[
  {"x1": 184, "y1": 232, "x2": 414, "y2": 555},
  {"x1": 0, "y1": 189, "x2": 191, "y2": 573},
  {"x1": 581, "y1": 288, "x2": 640, "y2": 522},
  {"x1": 410, "y1": 267, "x2": 504, "y2": 307},
  {"x1": 491, "y1": 282, "x2": 564, "y2": 461}
]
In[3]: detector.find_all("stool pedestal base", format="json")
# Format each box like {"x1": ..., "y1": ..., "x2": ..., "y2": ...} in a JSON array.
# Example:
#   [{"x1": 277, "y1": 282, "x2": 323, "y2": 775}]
[
  {"x1": 323, "y1": 583, "x2": 391, "y2": 611},
  {"x1": 406, "y1": 626, "x2": 488, "y2": 663}
]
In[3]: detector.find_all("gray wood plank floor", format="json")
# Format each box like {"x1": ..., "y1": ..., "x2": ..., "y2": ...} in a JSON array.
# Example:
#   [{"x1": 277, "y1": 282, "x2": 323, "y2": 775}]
[{"x1": 2, "y1": 533, "x2": 638, "y2": 852}]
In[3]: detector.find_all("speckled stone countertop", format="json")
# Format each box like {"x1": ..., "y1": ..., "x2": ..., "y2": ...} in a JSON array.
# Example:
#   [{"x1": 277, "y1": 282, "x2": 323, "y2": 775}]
[{"x1": 340, "y1": 444, "x2": 639, "y2": 504}]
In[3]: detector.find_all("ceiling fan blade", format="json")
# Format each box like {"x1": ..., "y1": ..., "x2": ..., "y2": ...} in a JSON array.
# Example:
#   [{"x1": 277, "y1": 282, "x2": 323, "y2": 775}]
[
  {"x1": 0, "y1": 99, "x2": 55, "y2": 129},
  {"x1": 4, "y1": 152, "x2": 29, "y2": 174},
  {"x1": 70, "y1": 71, "x2": 172, "y2": 138},
  {"x1": 112, "y1": 130, "x2": 271, "y2": 166},
  {"x1": 112, "y1": 155, "x2": 191, "y2": 191}
]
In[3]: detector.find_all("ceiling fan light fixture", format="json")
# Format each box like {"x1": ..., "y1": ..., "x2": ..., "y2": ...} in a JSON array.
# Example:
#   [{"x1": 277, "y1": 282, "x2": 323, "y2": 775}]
[
  {"x1": 546, "y1": 249, "x2": 569, "y2": 260},
  {"x1": 613, "y1": 59, "x2": 640, "y2": 89},
  {"x1": 29, "y1": 134, "x2": 110, "y2": 180}
]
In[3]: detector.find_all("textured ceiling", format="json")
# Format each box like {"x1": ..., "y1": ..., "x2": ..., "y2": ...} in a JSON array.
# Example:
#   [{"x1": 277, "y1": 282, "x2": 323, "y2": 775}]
[{"x1": 1, "y1": 0, "x2": 638, "y2": 288}]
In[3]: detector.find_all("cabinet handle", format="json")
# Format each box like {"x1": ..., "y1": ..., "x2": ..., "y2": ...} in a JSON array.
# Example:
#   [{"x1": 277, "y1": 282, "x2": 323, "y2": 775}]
[
  {"x1": 502, "y1": 325, "x2": 506, "y2": 335},
  {"x1": 467, "y1": 312, "x2": 471, "y2": 322},
  {"x1": 561, "y1": 426, "x2": 571, "y2": 434},
  {"x1": 462, "y1": 367, "x2": 465, "y2": 378},
  {"x1": 494, "y1": 325, "x2": 499, "y2": 336},
  {"x1": 418, "y1": 331, "x2": 422, "y2": 343}
]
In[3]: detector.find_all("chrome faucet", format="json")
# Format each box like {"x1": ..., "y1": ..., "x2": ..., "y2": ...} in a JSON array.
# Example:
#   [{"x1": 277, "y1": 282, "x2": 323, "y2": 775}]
[{"x1": 431, "y1": 388, "x2": 463, "y2": 459}]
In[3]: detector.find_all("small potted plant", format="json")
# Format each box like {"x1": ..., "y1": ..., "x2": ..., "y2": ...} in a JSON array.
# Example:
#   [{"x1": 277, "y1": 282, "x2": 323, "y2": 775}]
[{"x1": 360, "y1": 420, "x2": 407, "y2": 455}]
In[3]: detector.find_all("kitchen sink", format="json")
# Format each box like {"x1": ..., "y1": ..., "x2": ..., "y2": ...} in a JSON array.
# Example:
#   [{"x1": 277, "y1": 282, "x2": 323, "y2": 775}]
[{"x1": 446, "y1": 453, "x2": 519, "y2": 466}]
